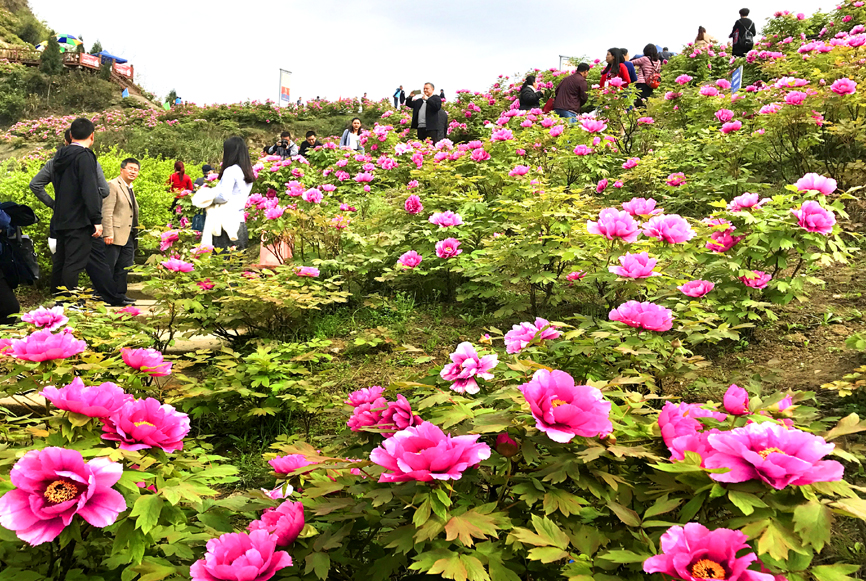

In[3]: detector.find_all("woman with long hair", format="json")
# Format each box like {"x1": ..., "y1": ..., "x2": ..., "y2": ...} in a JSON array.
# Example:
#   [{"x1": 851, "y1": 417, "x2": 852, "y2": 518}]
[
  {"x1": 518, "y1": 74, "x2": 543, "y2": 110},
  {"x1": 339, "y1": 118, "x2": 364, "y2": 152},
  {"x1": 631, "y1": 43, "x2": 662, "y2": 106},
  {"x1": 694, "y1": 26, "x2": 717, "y2": 50},
  {"x1": 600, "y1": 48, "x2": 631, "y2": 88},
  {"x1": 167, "y1": 160, "x2": 194, "y2": 193},
  {"x1": 206, "y1": 136, "x2": 255, "y2": 251}
]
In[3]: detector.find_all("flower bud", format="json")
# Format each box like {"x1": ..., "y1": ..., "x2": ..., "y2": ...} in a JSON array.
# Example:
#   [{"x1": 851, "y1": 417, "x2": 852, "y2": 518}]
[{"x1": 495, "y1": 433, "x2": 520, "y2": 458}]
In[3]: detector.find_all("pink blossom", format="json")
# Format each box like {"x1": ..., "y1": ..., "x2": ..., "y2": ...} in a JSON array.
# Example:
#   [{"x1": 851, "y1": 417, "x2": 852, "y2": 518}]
[
  {"x1": 831, "y1": 77, "x2": 857, "y2": 95},
  {"x1": 637, "y1": 117, "x2": 655, "y2": 124},
  {"x1": 795, "y1": 172, "x2": 837, "y2": 195},
  {"x1": 573, "y1": 145, "x2": 593, "y2": 155},
  {"x1": 519, "y1": 369, "x2": 612, "y2": 443},
  {"x1": 159, "y1": 230, "x2": 179, "y2": 252},
  {"x1": 122, "y1": 347, "x2": 172, "y2": 376},
  {"x1": 707, "y1": 227, "x2": 745, "y2": 252},
  {"x1": 716, "y1": 79, "x2": 732, "y2": 90},
  {"x1": 0, "y1": 448, "x2": 125, "y2": 546},
  {"x1": 197, "y1": 279, "x2": 215, "y2": 291},
  {"x1": 407, "y1": 179, "x2": 419, "y2": 189},
  {"x1": 161, "y1": 258, "x2": 194, "y2": 272},
  {"x1": 102, "y1": 397, "x2": 189, "y2": 453},
  {"x1": 609, "y1": 251, "x2": 661, "y2": 279},
  {"x1": 379, "y1": 395, "x2": 423, "y2": 436},
  {"x1": 658, "y1": 402, "x2": 727, "y2": 460},
  {"x1": 622, "y1": 157, "x2": 640, "y2": 169},
  {"x1": 428, "y1": 211, "x2": 463, "y2": 227},
  {"x1": 404, "y1": 194, "x2": 423, "y2": 214},
  {"x1": 321, "y1": 183, "x2": 337, "y2": 192},
  {"x1": 345, "y1": 386, "x2": 385, "y2": 407},
  {"x1": 587, "y1": 208, "x2": 640, "y2": 242},
  {"x1": 759, "y1": 103, "x2": 782, "y2": 114},
  {"x1": 9, "y1": 329, "x2": 86, "y2": 362},
  {"x1": 580, "y1": 119, "x2": 608, "y2": 133},
  {"x1": 608, "y1": 77, "x2": 625, "y2": 88},
  {"x1": 398, "y1": 250, "x2": 422, "y2": 269},
  {"x1": 622, "y1": 197, "x2": 662, "y2": 216},
  {"x1": 294, "y1": 266, "x2": 320, "y2": 277},
  {"x1": 704, "y1": 422, "x2": 844, "y2": 489},
  {"x1": 369, "y1": 421, "x2": 491, "y2": 482},
  {"x1": 740, "y1": 270, "x2": 772, "y2": 289},
  {"x1": 792, "y1": 200, "x2": 836, "y2": 234},
  {"x1": 41, "y1": 378, "x2": 131, "y2": 418},
  {"x1": 21, "y1": 306, "x2": 68, "y2": 331},
  {"x1": 641, "y1": 214, "x2": 696, "y2": 243},
  {"x1": 302, "y1": 188, "x2": 323, "y2": 203},
  {"x1": 504, "y1": 317, "x2": 560, "y2": 354},
  {"x1": 720, "y1": 120, "x2": 743, "y2": 133},
  {"x1": 435, "y1": 238, "x2": 462, "y2": 259},
  {"x1": 609, "y1": 300, "x2": 673, "y2": 332},
  {"x1": 784, "y1": 91, "x2": 808, "y2": 105},
  {"x1": 566, "y1": 271, "x2": 586, "y2": 282},
  {"x1": 269, "y1": 454, "x2": 316, "y2": 475},
  {"x1": 728, "y1": 192, "x2": 771, "y2": 211},
  {"x1": 723, "y1": 384, "x2": 750, "y2": 415},
  {"x1": 190, "y1": 530, "x2": 292, "y2": 581},
  {"x1": 715, "y1": 109, "x2": 734, "y2": 122},
  {"x1": 666, "y1": 173, "x2": 687, "y2": 187},
  {"x1": 191, "y1": 245, "x2": 214, "y2": 257},
  {"x1": 549, "y1": 125, "x2": 564, "y2": 137},
  {"x1": 613, "y1": 181, "x2": 624, "y2": 188},
  {"x1": 678, "y1": 280, "x2": 715, "y2": 297},
  {"x1": 117, "y1": 306, "x2": 141, "y2": 317},
  {"x1": 509, "y1": 165, "x2": 530, "y2": 177},
  {"x1": 644, "y1": 523, "x2": 774, "y2": 581},
  {"x1": 248, "y1": 501, "x2": 304, "y2": 547},
  {"x1": 470, "y1": 148, "x2": 491, "y2": 162},
  {"x1": 354, "y1": 172, "x2": 374, "y2": 183},
  {"x1": 440, "y1": 342, "x2": 499, "y2": 394},
  {"x1": 495, "y1": 433, "x2": 519, "y2": 457},
  {"x1": 665, "y1": 91, "x2": 683, "y2": 100},
  {"x1": 347, "y1": 396, "x2": 388, "y2": 431},
  {"x1": 596, "y1": 179, "x2": 609, "y2": 193},
  {"x1": 699, "y1": 85, "x2": 720, "y2": 97},
  {"x1": 491, "y1": 128, "x2": 514, "y2": 141},
  {"x1": 675, "y1": 74, "x2": 693, "y2": 85},
  {"x1": 264, "y1": 206, "x2": 285, "y2": 220}
]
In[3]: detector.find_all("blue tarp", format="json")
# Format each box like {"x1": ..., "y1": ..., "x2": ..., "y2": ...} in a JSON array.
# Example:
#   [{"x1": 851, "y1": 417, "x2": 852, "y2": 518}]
[{"x1": 93, "y1": 50, "x2": 128, "y2": 64}]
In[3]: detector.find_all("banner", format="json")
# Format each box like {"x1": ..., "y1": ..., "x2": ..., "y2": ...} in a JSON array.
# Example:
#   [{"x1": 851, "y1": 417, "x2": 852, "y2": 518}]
[
  {"x1": 731, "y1": 65, "x2": 744, "y2": 93},
  {"x1": 280, "y1": 69, "x2": 292, "y2": 103},
  {"x1": 114, "y1": 63, "x2": 132, "y2": 78},
  {"x1": 79, "y1": 53, "x2": 100, "y2": 69}
]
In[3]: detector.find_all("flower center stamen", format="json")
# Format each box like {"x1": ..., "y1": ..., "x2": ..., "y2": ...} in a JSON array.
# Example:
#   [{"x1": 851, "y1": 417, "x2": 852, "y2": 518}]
[
  {"x1": 759, "y1": 447, "x2": 786, "y2": 459},
  {"x1": 134, "y1": 421, "x2": 155, "y2": 427},
  {"x1": 691, "y1": 558, "x2": 727, "y2": 580},
  {"x1": 551, "y1": 399, "x2": 568, "y2": 407},
  {"x1": 44, "y1": 480, "x2": 79, "y2": 504}
]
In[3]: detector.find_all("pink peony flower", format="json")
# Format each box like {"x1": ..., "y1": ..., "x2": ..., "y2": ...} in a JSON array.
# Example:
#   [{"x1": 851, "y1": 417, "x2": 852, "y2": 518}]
[
  {"x1": 658, "y1": 402, "x2": 727, "y2": 461},
  {"x1": 644, "y1": 523, "x2": 774, "y2": 581},
  {"x1": 566, "y1": 271, "x2": 586, "y2": 282},
  {"x1": 397, "y1": 250, "x2": 422, "y2": 269},
  {"x1": 666, "y1": 173, "x2": 686, "y2": 187},
  {"x1": 549, "y1": 125, "x2": 564, "y2": 137},
  {"x1": 379, "y1": 394, "x2": 423, "y2": 435},
  {"x1": 641, "y1": 214, "x2": 696, "y2": 244},
  {"x1": 519, "y1": 369, "x2": 612, "y2": 443},
  {"x1": 190, "y1": 530, "x2": 292, "y2": 581},
  {"x1": 704, "y1": 422, "x2": 844, "y2": 489},
  {"x1": 161, "y1": 258, "x2": 194, "y2": 272},
  {"x1": 716, "y1": 79, "x2": 732, "y2": 90},
  {"x1": 159, "y1": 230, "x2": 179, "y2": 252},
  {"x1": 830, "y1": 77, "x2": 857, "y2": 95},
  {"x1": 784, "y1": 91, "x2": 808, "y2": 105},
  {"x1": 622, "y1": 197, "x2": 662, "y2": 216},
  {"x1": 792, "y1": 200, "x2": 836, "y2": 234},
  {"x1": 728, "y1": 192, "x2": 771, "y2": 211},
  {"x1": 795, "y1": 172, "x2": 837, "y2": 195},
  {"x1": 247, "y1": 501, "x2": 304, "y2": 546},
  {"x1": 504, "y1": 318, "x2": 560, "y2": 354},
  {"x1": 707, "y1": 229, "x2": 744, "y2": 252},
  {"x1": 715, "y1": 109, "x2": 734, "y2": 123},
  {"x1": 740, "y1": 270, "x2": 772, "y2": 289},
  {"x1": 294, "y1": 266, "x2": 320, "y2": 277},
  {"x1": 264, "y1": 206, "x2": 285, "y2": 220},
  {"x1": 613, "y1": 181, "x2": 624, "y2": 188},
  {"x1": 191, "y1": 245, "x2": 214, "y2": 257},
  {"x1": 435, "y1": 238, "x2": 462, "y2": 259},
  {"x1": 609, "y1": 301, "x2": 673, "y2": 332},
  {"x1": 122, "y1": 347, "x2": 172, "y2": 376},
  {"x1": 665, "y1": 91, "x2": 683, "y2": 100},
  {"x1": 470, "y1": 148, "x2": 491, "y2": 162},
  {"x1": 9, "y1": 329, "x2": 86, "y2": 362},
  {"x1": 573, "y1": 145, "x2": 593, "y2": 155},
  {"x1": 21, "y1": 306, "x2": 68, "y2": 331},
  {"x1": 508, "y1": 165, "x2": 530, "y2": 177},
  {"x1": 269, "y1": 454, "x2": 316, "y2": 475},
  {"x1": 197, "y1": 279, "x2": 215, "y2": 291},
  {"x1": 117, "y1": 306, "x2": 141, "y2": 316},
  {"x1": 495, "y1": 433, "x2": 520, "y2": 457},
  {"x1": 369, "y1": 421, "x2": 491, "y2": 482},
  {"x1": 41, "y1": 377, "x2": 132, "y2": 418},
  {"x1": 580, "y1": 119, "x2": 608, "y2": 133},
  {"x1": 0, "y1": 447, "x2": 125, "y2": 546},
  {"x1": 345, "y1": 386, "x2": 385, "y2": 407},
  {"x1": 720, "y1": 120, "x2": 743, "y2": 133},
  {"x1": 347, "y1": 396, "x2": 388, "y2": 431},
  {"x1": 102, "y1": 398, "x2": 190, "y2": 453},
  {"x1": 609, "y1": 251, "x2": 661, "y2": 279},
  {"x1": 440, "y1": 342, "x2": 499, "y2": 394},
  {"x1": 302, "y1": 188, "x2": 323, "y2": 204},
  {"x1": 637, "y1": 117, "x2": 655, "y2": 124},
  {"x1": 675, "y1": 74, "x2": 693, "y2": 85},
  {"x1": 491, "y1": 128, "x2": 514, "y2": 141},
  {"x1": 699, "y1": 85, "x2": 720, "y2": 97},
  {"x1": 428, "y1": 211, "x2": 463, "y2": 227},
  {"x1": 354, "y1": 172, "x2": 374, "y2": 183},
  {"x1": 404, "y1": 195, "x2": 423, "y2": 214},
  {"x1": 723, "y1": 384, "x2": 750, "y2": 415},
  {"x1": 678, "y1": 280, "x2": 715, "y2": 298},
  {"x1": 587, "y1": 208, "x2": 640, "y2": 242},
  {"x1": 596, "y1": 178, "x2": 609, "y2": 193},
  {"x1": 622, "y1": 157, "x2": 640, "y2": 169}
]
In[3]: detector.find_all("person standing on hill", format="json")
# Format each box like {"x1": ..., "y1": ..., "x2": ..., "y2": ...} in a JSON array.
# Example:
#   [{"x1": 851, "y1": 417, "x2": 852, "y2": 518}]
[
  {"x1": 168, "y1": 161, "x2": 193, "y2": 193},
  {"x1": 694, "y1": 26, "x2": 717, "y2": 50},
  {"x1": 439, "y1": 89, "x2": 445, "y2": 101},
  {"x1": 620, "y1": 49, "x2": 638, "y2": 84},
  {"x1": 730, "y1": 8, "x2": 757, "y2": 56},
  {"x1": 600, "y1": 49, "x2": 631, "y2": 88},
  {"x1": 552, "y1": 63, "x2": 590, "y2": 120},
  {"x1": 102, "y1": 158, "x2": 140, "y2": 300},
  {"x1": 631, "y1": 44, "x2": 663, "y2": 106},
  {"x1": 340, "y1": 118, "x2": 365, "y2": 152},
  {"x1": 393, "y1": 85, "x2": 405, "y2": 108},
  {"x1": 406, "y1": 83, "x2": 442, "y2": 143},
  {"x1": 660, "y1": 47, "x2": 674, "y2": 60},
  {"x1": 194, "y1": 164, "x2": 215, "y2": 188},
  {"x1": 207, "y1": 137, "x2": 255, "y2": 251},
  {"x1": 518, "y1": 75, "x2": 543, "y2": 110},
  {"x1": 263, "y1": 131, "x2": 299, "y2": 159}
]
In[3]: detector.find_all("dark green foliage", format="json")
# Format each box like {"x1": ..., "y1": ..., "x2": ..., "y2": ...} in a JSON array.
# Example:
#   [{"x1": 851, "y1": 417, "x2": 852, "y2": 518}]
[
  {"x1": 90, "y1": 39, "x2": 102, "y2": 54},
  {"x1": 55, "y1": 70, "x2": 116, "y2": 111},
  {"x1": 38, "y1": 34, "x2": 62, "y2": 75}
]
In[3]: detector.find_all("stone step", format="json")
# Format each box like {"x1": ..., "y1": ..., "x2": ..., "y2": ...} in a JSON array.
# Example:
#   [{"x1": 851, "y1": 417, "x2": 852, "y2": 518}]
[{"x1": 126, "y1": 282, "x2": 149, "y2": 301}]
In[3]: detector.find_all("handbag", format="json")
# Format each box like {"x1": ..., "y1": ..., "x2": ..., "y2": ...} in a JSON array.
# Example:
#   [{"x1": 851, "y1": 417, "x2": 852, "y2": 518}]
[
  {"x1": 647, "y1": 61, "x2": 662, "y2": 90},
  {"x1": 542, "y1": 97, "x2": 555, "y2": 114}
]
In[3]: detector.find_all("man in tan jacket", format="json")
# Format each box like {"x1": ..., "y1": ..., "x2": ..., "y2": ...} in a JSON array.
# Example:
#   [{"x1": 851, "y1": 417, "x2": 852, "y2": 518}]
[{"x1": 102, "y1": 158, "x2": 140, "y2": 300}]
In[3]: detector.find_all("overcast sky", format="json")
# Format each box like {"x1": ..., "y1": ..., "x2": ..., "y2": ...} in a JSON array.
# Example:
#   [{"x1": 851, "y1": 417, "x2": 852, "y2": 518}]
[{"x1": 30, "y1": 0, "x2": 834, "y2": 106}]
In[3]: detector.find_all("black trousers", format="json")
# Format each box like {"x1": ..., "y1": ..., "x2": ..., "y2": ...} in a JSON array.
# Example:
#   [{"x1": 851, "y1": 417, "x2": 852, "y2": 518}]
[
  {"x1": 54, "y1": 227, "x2": 93, "y2": 295},
  {"x1": 88, "y1": 238, "x2": 126, "y2": 305},
  {"x1": 393, "y1": 97, "x2": 399, "y2": 108},
  {"x1": 0, "y1": 276, "x2": 19, "y2": 325},
  {"x1": 417, "y1": 127, "x2": 441, "y2": 143},
  {"x1": 105, "y1": 236, "x2": 135, "y2": 296}
]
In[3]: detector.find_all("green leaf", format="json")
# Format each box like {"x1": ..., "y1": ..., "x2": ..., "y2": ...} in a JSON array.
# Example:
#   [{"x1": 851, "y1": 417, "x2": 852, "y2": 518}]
[
  {"x1": 129, "y1": 494, "x2": 163, "y2": 535},
  {"x1": 0, "y1": 570, "x2": 44, "y2": 581},
  {"x1": 428, "y1": 553, "x2": 468, "y2": 581},
  {"x1": 728, "y1": 490, "x2": 768, "y2": 516},
  {"x1": 607, "y1": 502, "x2": 641, "y2": 527},
  {"x1": 823, "y1": 414, "x2": 866, "y2": 441},
  {"x1": 531, "y1": 514, "x2": 570, "y2": 549},
  {"x1": 130, "y1": 557, "x2": 178, "y2": 581},
  {"x1": 488, "y1": 560, "x2": 522, "y2": 581},
  {"x1": 812, "y1": 565, "x2": 859, "y2": 581},
  {"x1": 758, "y1": 522, "x2": 798, "y2": 561},
  {"x1": 383, "y1": 525, "x2": 416, "y2": 553},
  {"x1": 793, "y1": 501, "x2": 832, "y2": 552},
  {"x1": 644, "y1": 496, "x2": 683, "y2": 519},
  {"x1": 597, "y1": 549, "x2": 653, "y2": 564},
  {"x1": 543, "y1": 489, "x2": 585, "y2": 517},
  {"x1": 445, "y1": 510, "x2": 500, "y2": 547},
  {"x1": 679, "y1": 492, "x2": 707, "y2": 523},
  {"x1": 527, "y1": 546, "x2": 570, "y2": 563},
  {"x1": 304, "y1": 552, "x2": 330, "y2": 581}
]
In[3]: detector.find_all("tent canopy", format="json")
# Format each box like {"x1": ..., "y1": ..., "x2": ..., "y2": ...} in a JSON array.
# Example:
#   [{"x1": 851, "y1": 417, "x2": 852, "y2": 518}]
[{"x1": 93, "y1": 50, "x2": 128, "y2": 64}]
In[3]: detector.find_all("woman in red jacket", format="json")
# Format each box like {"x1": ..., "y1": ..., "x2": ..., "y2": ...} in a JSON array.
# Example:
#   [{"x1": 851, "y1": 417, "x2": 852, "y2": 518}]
[
  {"x1": 600, "y1": 48, "x2": 631, "y2": 88},
  {"x1": 167, "y1": 161, "x2": 193, "y2": 193}
]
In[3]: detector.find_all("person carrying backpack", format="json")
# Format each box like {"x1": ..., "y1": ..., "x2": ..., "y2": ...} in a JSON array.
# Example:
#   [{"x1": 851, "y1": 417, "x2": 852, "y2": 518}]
[
  {"x1": 730, "y1": 8, "x2": 757, "y2": 57},
  {"x1": 0, "y1": 202, "x2": 39, "y2": 324},
  {"x1": 631, "y1": 44, "x2": 663, "y2": 108}
]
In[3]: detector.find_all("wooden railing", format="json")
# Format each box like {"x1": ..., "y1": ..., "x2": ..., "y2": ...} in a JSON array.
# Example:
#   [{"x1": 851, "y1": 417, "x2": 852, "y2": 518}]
[{"x1": 0, "y1": 49, "x2": 134, "y2": 81}]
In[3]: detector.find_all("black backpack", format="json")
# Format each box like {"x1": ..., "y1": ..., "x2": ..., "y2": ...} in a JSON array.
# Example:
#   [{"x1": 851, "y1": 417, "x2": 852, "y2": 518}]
[{"x1": 0, "y1": 202, "x2": 39, "y2": 288}]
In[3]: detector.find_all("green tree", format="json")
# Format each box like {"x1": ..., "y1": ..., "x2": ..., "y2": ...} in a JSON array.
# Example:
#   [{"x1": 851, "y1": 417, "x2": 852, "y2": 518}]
[
  {"x1": 166, "y1": 89, "x2": 178, "y2": 104},
  {"x1": 90, "y1": 40, "x2": 103, "y2": 54},
  {"x1": 38, "y1": 35, "x2": 63, "y2": 76},
  {"x1": 99, "y1": 58, "x2": 113, "y2": 80}
]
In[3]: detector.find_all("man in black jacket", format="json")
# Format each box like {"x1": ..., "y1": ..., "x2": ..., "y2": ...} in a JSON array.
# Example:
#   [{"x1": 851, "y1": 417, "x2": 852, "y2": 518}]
[
  {"x1": 406, "y1": 82, "x2": 442, "y2": 143},
  {"x1": 730, "y1": 8, "x2": 757, "y2": 56},
  {"x1": 51, "y1": 118, "x2": 105, "y2": 297},
  {"x1": 298, "y1": 131, "x2": 322, "y2": 157}
]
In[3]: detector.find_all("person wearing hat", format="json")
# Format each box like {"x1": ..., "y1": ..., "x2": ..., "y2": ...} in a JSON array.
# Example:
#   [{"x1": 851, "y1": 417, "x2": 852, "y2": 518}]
[{"x1": 194, "y1": 164, "x2": 215, "y2": 188}]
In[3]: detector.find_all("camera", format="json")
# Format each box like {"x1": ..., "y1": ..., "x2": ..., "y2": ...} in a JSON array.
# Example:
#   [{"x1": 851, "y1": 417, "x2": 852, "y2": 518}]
[{"x1": 279, "y1": 139, "x2": 289, "y2": 147}]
